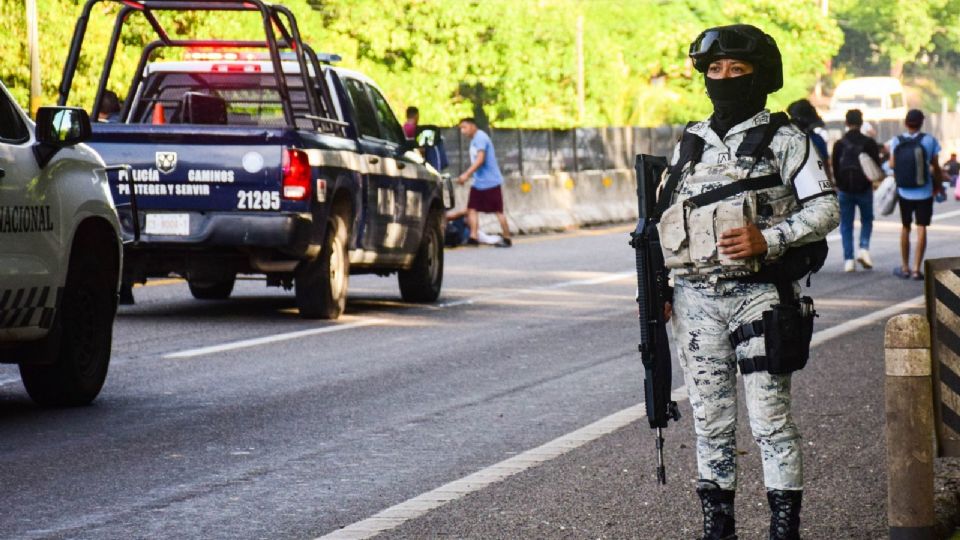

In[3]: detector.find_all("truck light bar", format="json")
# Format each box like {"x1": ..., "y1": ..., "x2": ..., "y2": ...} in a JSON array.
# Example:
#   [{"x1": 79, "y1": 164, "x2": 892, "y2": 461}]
[{"x1": 211, "y1": 63, "x2": 261, "y2": 73}]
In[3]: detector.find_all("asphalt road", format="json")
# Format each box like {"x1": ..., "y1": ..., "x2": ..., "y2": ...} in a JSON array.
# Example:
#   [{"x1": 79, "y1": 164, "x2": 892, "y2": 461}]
[{"x1": 1, "y1": 200, "x2": 958, "y2": 539}]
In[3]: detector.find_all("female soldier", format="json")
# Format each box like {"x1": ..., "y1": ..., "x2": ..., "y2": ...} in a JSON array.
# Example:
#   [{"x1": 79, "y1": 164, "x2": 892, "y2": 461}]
[{"x1": 659, "y1": 25, "x2": 840, "y2": 539}]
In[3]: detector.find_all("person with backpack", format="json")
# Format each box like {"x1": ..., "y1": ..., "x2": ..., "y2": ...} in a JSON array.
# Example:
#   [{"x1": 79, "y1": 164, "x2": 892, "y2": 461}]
[
  {"x1": 831, "y1": 109, "x2": 883, "y2": 272},
  {"x1": 888, "y1": 109, "x2": 946, "y2": 280},
  {"x1": 659, "y1": 24, "x2": 839, "y2": 540}
]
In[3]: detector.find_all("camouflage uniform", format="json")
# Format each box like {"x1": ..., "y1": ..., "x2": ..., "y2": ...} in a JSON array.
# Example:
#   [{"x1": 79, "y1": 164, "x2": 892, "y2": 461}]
[{"x1": 661, "y1": 110, "x2": 840, "y2": 491}]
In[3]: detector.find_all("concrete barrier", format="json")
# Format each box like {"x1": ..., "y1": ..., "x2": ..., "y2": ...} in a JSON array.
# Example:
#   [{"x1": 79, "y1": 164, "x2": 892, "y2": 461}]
[{"x1": 451, "y1": 168, "x2": 639, "y2": 235}]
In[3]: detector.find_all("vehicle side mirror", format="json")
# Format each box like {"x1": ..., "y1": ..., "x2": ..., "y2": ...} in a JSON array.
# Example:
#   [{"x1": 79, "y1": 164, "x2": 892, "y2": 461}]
[
  {"x1": 33, "y1": 107, "x2": 91, "y2": 169},
  {"x1": 442, "y1": 173, "x2": 456, "y2": 210},
  {"x1": 36, "y1": 107, "x2": 92, "y2": 146}
]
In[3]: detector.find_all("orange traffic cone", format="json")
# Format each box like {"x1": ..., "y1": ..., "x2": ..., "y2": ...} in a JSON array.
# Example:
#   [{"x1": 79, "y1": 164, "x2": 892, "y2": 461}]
[{"x1": 152, "y1": 103, "x2": 165, "y2": 124}]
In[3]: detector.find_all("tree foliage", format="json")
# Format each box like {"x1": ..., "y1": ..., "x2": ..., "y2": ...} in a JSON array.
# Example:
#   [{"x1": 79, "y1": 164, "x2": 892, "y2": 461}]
[
  {"x1": 832, "y1": 0, "x2": 960, "y2": 76},
  {"x1": 2, "y1": 0, "x2": 841, "y2": 127}
]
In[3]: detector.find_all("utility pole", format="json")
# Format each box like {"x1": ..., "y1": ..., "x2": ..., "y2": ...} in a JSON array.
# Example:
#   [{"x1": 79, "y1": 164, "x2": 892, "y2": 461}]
[
  {"x1": 814, "y1": 0, "x2": 830, "y2": 100},
  {"x1": 26, "y1": 0, "x2": 41, "y2": 117},
  {"x1": 576, "y1": 14, "x2": 584, "y2": 126}
]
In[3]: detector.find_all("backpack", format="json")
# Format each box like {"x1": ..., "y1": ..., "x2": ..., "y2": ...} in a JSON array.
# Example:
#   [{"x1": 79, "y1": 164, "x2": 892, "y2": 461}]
[
  {"x1": 444, "y1": 216, "x2": 469, "y2": 247},
  {"x1": 893, "y1": 134, "x2": 928, "y2": 188},
  {"x1": 836, "y1": 137, "x2": 871, "y2": 192}
]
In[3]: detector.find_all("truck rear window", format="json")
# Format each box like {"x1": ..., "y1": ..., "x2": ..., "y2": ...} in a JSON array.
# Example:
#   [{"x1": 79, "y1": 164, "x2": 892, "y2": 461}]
[{"x1": 130, "y1": 72, "x2": 328, "y2": 130}]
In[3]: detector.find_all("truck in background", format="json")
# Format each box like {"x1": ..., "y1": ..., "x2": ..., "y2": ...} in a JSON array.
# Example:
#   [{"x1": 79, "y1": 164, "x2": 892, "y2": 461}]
[
  {"x1": 825, "y1": 77, "x2": 908, "y2": 122},
  {"x1": 58, "y1": 0, "x2": 450, "y2": 320}
]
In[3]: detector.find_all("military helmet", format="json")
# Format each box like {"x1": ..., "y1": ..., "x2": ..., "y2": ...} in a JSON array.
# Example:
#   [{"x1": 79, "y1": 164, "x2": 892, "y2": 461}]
[{"x1": 688, "y1": 24, "x2": 783, "y2": 94}]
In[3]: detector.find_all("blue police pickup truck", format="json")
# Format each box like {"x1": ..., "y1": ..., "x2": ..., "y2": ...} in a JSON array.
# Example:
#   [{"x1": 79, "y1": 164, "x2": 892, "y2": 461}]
[{"x1": 58, "y1": 0, "x2": 449, "y2": 319}]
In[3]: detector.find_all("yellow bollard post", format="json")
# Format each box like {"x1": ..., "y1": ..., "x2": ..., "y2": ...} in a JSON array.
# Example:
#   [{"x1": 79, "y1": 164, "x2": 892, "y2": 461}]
[{"x1": 885, "y1": 313, "x2": 935, "y2": 540}]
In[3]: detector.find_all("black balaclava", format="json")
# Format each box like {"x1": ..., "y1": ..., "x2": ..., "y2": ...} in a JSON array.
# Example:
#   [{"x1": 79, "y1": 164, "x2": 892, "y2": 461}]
[{"x1": 706, "y1": 71, "x2": 767, "y2": 138}]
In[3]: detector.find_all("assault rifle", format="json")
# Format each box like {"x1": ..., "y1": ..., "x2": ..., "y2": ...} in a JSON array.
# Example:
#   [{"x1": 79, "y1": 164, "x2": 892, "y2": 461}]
[{"x1": 629, "y1": 154, "x2": 681, "y2": 485}]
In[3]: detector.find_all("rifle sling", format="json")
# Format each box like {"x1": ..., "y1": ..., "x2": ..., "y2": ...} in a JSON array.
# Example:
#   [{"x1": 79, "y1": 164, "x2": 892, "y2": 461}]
[{"x1": 683, "y1": 173, "x2": 782, "y2": 209}]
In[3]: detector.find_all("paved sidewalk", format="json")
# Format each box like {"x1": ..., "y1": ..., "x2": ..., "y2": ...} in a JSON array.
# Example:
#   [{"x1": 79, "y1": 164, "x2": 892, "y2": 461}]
[{"x1": 383, "y1": 310, "x2": 912, "y2": 539}]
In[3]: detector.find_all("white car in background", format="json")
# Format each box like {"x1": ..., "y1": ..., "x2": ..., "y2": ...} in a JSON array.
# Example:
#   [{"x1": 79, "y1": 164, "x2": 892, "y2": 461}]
[
  {"x1": 0, "y1": 79, "x2": 122, "y2": 405},
  {"x1": 826, "y1": 77, "x2": 908, "y2": 122}
]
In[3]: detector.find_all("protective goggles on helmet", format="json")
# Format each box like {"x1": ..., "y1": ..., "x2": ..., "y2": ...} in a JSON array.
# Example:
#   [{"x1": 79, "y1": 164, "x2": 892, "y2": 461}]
[{"x1": 688, "y1": 28, "x2": 759, "y2": 63}]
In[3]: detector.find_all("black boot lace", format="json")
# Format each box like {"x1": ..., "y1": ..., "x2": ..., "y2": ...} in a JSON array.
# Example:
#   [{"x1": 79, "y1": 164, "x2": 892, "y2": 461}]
[
  {"x1": 767, "y1": 489, "x2": 802, "y2": 540},
  {"x1": 697, "y1": 480, "x2": 737, "y2": 540}
]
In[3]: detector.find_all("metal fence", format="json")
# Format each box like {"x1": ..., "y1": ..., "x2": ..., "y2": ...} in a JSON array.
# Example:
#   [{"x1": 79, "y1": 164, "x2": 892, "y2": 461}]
[
  {"x1": 441, "y1": 125, "x2": 686, "y2": 176},
  {"x1": 441, "y1": 111, "x2": 960, "y2": 176}
]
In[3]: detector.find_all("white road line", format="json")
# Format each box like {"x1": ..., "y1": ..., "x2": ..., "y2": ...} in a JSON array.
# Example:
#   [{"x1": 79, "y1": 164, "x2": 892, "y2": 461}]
[
  {"x1": 825, "y1": 206, "x2": 960, "y2": 242},
  {"x1": 316, "y1": 294, "x2": 926, "y2": 540},
  {"x1": 932, "y1": 208, "x2": 960, "y2": 221},
  {"x1": 163, "y1": 271, "x2": 635, "y2": 359},
  {"x1": 164, "y1": 319, "x2": 385, "y2": 359},
  {"x1": 437, "y1": 271, "x2": 634, "y2": 308},
  {"x1": 810, "y1": 295, "x2": 924, "y2": 347}
]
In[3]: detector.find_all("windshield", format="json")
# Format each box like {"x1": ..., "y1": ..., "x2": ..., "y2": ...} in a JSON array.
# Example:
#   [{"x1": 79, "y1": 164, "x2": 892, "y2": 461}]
[
  {"x1": 129, "y1": 71, "x2": 333, "y2": 130},
  {"x1": 833, "y1": 96, "x2": 883, "y2": 109}
]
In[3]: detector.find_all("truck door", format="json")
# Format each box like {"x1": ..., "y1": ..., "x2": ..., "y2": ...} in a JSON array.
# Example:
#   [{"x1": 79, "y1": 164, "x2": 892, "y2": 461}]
[
  {"x1": 0, "y1": 89, "x2": 61, "y2": 329},
  {"x1": 365, "y1": 84, "x2": 425, "y2": 256},
  {"x1": 341, "y1": 77, "x2": 400, "y2": 254}
]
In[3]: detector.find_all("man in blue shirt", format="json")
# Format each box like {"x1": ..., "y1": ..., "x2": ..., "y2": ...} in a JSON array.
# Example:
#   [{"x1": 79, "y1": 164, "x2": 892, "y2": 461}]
[
  {"x1": 888, "y1": 109, "x2": 945, "y2": 279},
  {"x1": 457, "y1": 118, "x2": 511, "y2": 247}
]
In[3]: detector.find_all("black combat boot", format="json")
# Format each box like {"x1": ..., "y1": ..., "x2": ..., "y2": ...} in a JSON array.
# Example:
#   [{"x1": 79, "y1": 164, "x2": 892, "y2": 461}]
[
  {"x1": 696, "y1": 480, "x2": 737, "y2": 540},
  {"x1": 767, "y1": 489, "x2": 802, "y2": 540}
]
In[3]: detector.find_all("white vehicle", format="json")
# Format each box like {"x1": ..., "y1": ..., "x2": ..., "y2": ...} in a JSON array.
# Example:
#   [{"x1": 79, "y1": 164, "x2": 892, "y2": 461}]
[
  {"x1": 826, "y1": 77, "x2": 908, "y2": 121},
  {"x1": 0, "y1": 80, "x2": 122, "y2": 405}
]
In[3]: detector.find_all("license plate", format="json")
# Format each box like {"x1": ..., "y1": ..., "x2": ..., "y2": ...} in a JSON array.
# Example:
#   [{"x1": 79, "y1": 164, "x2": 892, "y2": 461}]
[{"x1": 144, "y1": 213, "x2": 190, "y2": 236}]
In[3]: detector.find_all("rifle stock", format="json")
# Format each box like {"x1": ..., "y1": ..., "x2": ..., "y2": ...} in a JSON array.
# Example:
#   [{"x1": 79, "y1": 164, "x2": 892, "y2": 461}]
[{"x1": 631, "y1": 154, "x2": 681, "y2": 485}]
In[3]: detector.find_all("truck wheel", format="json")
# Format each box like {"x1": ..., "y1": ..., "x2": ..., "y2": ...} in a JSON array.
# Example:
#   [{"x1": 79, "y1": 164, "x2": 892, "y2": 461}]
[
  {"x1": 399, "y1": 209, "x2": 444, "y2": 303},
  {"x1": 296, "y1": 210, "x2": 349, "y2": 319},
  {"x1": 20, "y1": 242, "x2": 117, "y2": 406},
  {"x1": 188, "y1": 276, "x2": 236, "y2": 300}
]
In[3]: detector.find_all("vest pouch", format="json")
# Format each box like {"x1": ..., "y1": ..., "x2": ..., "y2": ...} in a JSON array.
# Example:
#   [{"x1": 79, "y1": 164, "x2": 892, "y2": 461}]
[
  {"x1": 714, "y1": 198, "x2": 748, "y2": 266},
  {"x1": 658, "y1": 203, "x2": 691, "y2": 268},
  {"x1": 687, "y1": 204, "x2": 718, "y2": 263},
  {"x1": 762, "y1": 296, "x2": 815, "y2": 374}
]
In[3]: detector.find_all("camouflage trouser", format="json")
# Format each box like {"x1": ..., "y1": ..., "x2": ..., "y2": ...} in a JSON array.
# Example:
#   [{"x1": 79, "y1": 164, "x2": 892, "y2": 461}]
[{"x1": 672, "y1": 278, "x2": 803, "y2": 491}]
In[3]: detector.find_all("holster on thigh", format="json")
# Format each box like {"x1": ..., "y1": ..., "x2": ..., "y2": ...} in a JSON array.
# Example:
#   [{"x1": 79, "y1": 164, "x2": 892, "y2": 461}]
[{"x1": 730, "y1": 296, "x2": 816, "y2": 375}]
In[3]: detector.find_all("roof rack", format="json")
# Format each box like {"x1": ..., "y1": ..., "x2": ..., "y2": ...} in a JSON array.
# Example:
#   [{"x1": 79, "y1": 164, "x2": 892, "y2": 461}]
[{"x1": 58, "y1": 0, "x2": 337, "y2": 132}]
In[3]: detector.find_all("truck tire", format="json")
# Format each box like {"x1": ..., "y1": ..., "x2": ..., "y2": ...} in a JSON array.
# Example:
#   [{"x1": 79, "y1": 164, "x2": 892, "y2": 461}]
[
  {"x1": 296, "y1": 210, "x2": 349, "y2": 319},
  {"x1": 399, "y1": 209, "x2": 444, "y2": 303},
  {"x1": 188, "y1": 276, "x2": 236, "y2": 300},
  {"x1": 20, "y1": 241, "x2": 117, "y2": 406}
]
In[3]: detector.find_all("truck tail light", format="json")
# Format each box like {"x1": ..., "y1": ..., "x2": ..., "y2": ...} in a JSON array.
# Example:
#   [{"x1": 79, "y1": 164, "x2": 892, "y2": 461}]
[{"x1": 282, "y1": 149, "x2": 312, "y2": 201}]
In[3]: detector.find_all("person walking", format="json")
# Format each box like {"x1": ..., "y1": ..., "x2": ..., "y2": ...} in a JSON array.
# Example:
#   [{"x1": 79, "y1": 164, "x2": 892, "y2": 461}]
[
  {"x1": 660, "y1": 24, "x2": 839, "y2": 539},
  {"x1": 456, "y1": 118, "x2": 511, "y2": 247},
  {"x1": 831, "y1": 109, "x2": 882, "y2": 272},
  {"x1": 888, "y1": 109, "x2": 945, "y2": 280},
  {"x1": 945, "y1": 152, "x2": 959, "y2": 190}
]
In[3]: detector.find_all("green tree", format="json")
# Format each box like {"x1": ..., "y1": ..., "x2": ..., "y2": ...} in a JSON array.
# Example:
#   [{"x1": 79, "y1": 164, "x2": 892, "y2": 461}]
[
  {"x1": 1, "y1": 0, "x2": 843, "y2": 127},
  {"x1": 832, "y1": 0, "x2": 960, "y2": 77}
]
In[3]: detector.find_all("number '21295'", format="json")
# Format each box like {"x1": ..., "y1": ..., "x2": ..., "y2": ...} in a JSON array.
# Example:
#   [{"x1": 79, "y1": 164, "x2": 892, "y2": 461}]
[{"x1": 237, "y1": 190, "x2": 280, "y2": 210}]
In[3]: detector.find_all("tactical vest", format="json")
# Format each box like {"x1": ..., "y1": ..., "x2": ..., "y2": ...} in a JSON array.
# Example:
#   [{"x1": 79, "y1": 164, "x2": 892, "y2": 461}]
[{"x1": 655, "y1": 113, "x2": 809, "y2": 280}]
